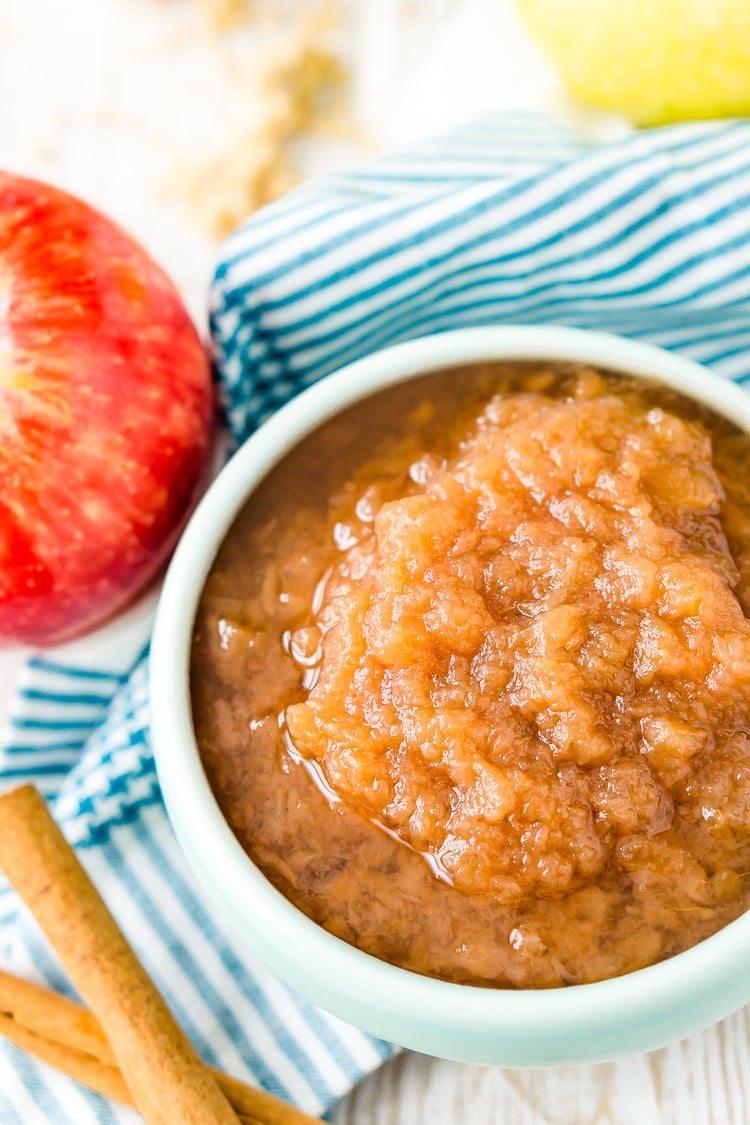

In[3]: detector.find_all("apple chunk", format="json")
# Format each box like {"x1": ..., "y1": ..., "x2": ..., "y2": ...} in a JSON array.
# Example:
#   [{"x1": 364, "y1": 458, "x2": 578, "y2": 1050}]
[{"x1": 0, "y1": 173, "x2": 214, "y2": 646}]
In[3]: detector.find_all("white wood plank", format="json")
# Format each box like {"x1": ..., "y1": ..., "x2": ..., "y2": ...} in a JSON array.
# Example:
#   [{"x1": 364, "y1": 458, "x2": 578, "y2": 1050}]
[{"x1": 335, "y1": 1009, "x2": 750, "y2": 1124}]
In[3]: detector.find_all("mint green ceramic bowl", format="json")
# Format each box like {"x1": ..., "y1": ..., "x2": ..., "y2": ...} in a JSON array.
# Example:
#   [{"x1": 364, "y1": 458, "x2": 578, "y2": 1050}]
[{"x1": 151, "y1": 326, "x2": 750, "y2": 1066}]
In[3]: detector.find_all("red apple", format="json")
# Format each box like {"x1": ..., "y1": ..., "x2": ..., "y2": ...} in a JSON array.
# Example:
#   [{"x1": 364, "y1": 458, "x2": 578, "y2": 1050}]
[{"x1": 0, "y1": 173, "x2": 214, "y2": 646}]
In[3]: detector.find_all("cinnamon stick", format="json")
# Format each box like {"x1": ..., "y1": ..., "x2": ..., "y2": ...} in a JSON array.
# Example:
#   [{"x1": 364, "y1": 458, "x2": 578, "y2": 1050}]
[
  {"x1": 0, "y1": 1011, "x2": 132, "y2": 1106},
  {"x1": 0, "y1": 785, "x2": 240, "y2": 1125},
  {"x1": 0, "y1": 968, "x2": 108, "y2": 1062},
  {"x1": 0, "y1": 1012, "x2": 262, "y2": 1125},
  {"x1": 0, "y1": 970, "x2": 320, "y2": 1125}
]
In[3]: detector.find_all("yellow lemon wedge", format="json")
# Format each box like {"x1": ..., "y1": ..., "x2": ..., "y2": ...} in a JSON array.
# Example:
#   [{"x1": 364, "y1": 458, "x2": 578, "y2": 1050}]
[{"x1": 516, "y1": 0, "x2": 750, "y2": 125}]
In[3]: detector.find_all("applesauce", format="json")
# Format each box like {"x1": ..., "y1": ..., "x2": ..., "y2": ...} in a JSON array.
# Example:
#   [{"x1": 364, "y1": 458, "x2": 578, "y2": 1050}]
[{"x1": 191, "y1": 362, "x2": 750, "y2": 988}]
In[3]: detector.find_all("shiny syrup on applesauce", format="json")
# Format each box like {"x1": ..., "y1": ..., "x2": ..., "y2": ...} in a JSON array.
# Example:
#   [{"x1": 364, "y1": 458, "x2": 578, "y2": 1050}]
[{"x1": 191, "y1": 362, "x2": 750, "y2": 988}]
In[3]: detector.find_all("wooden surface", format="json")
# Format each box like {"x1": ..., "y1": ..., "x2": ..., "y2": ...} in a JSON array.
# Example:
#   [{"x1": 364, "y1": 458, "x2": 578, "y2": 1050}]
[{"x1": 335, "y1": 1011, "x2": 750, "y2": 1124}]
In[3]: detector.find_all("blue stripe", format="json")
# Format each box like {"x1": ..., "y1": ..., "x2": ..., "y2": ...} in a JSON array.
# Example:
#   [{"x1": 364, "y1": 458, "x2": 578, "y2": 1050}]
[
  {"x1": 18, "y1": 689, "x2": 113, "y2": 707},
  {"x1": 289, "y1": 295, "x2": 750, "y2": 397},
  {"x1": 58, "y1": 783, "x2": 162, "y2": 853},
  {"x1": 261, "y1": 157, "x2": 750, "y2": 354},
  {"x1": 655, "y1": 320, "x2": 750, "y2": 348},
  {"x1": 330, "y1": 168, "x2": 548, "y2": 183},
  {"x1": 0, "y1": 1024, "x2": 77, "y2": 1125},
  {"x1": 9, "y1": 718, "x2": 103, "y2": 732},
  {"x1": 283, "y1": 997, "x2": 367, "y2": 1085},
  {"x1": 215, "y1": 196, "x2": 368, "y2": 281},
  {"x1": 137, "y1": 824, "x2": 343, "y2": 1104},
  {"x1": 0, "y1": 1090, "x2": 24, "y2": 1124},
  {"x1": 286, "y1": 222, "x2": 750, "y2": 383},
  {"x1": 223, "y1": 188, "x2": 346, "y2": 244},
  {"x1": 256, "y1": 142, "x2": 750, "y2": 348},
  {"x1": 704, "y1": 343, "x2": 750, "y2": 367},
  {"x1": 1, "y1": 750, "x2": 83, "y2": 767},
  {"x1": 22, "y1": 932, "x2": 123, "y2": 1122},
  {"x1": 216, "y1": 118, "x2": 749, "y2": 298},
  {"x1": 349, "y1": 130, "x2": 577, "y2": 166},
  {"x1": 136, "y1": 835, "x2": 375, "y2": 1087},
  {"x1": 0, "y1": 764, "x2": 74, "y2": 779},
  {"x1": 105, "y1": 828, "x2": 316, "y2": 1107},
  {"x1": 682, "y1": 333, "x2": 750, "y2": 358},
  {"x1": 2, "y1": 740, "x2": 88, "y2": 754},
  {"x1": 364, "y1": 148, "x2": 573, "y2": 166},
  {"x1": 216, "y1": 166, "x2": 590, "y2": 300},
  {"x1": 215, "y1": 181, "x2": 462, "y2": 287},
  {"x1": 85, "y1": 710, "x2": 149, "y2": 745},
  {"x1": 27, "y1": 929, "x2": 87, "y2": 1010},
  {"x1": 27, "y1": 658, "x2": 128, "y2": 683}
]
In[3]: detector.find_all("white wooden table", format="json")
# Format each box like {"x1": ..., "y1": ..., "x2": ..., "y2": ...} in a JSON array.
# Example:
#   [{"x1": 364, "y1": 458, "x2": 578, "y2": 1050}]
[{"x1": 1, "y1": 1, "x2": 748, "y2": 1121}]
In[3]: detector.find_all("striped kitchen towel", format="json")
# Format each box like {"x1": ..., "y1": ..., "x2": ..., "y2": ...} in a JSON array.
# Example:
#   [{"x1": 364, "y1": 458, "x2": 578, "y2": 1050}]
[
  {"x1": 212, "y1": 112, "x2": 750, "y2": 440},
  {"x1": 3, "y1": 110, "x2": 750, "y2": 1121},
  {"x1": 0, "y1": 632, "x2": 393, "y2": 1124}
]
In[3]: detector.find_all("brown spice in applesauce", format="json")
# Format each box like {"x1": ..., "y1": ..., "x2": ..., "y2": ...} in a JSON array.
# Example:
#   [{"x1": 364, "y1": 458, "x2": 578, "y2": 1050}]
[{"x1": 191, "y1": 362, "x2": 750, "y2": 988}]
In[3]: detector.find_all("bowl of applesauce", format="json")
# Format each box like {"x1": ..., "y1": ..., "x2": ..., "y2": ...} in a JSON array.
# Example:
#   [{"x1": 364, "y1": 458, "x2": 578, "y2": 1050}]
[{"x1": 151, "y1": 325, "x2": 750, "y2": 1065}]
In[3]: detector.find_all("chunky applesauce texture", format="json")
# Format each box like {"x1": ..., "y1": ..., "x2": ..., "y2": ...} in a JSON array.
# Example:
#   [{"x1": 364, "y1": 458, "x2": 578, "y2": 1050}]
[{"x1": 191, "y1": 363, "x2": 750, "y2": 988}]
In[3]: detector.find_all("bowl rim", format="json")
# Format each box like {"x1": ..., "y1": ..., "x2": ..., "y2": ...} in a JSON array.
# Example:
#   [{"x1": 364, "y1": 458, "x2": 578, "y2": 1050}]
[{"x1": 151, "y1": 324, "x2": 750, "y2": 1060}]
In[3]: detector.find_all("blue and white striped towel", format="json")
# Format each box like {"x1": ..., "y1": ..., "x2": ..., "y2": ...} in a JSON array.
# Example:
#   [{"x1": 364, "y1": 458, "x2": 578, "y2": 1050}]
[{"x1": 3, "y1": 111, "x2": 750, "y2": 1121}]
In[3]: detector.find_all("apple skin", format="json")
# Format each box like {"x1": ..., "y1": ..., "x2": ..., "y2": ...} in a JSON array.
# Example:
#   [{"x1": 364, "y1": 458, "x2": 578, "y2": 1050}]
[{"x1": 0, "y1": 173, "x2": 214, "y2": 646}]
